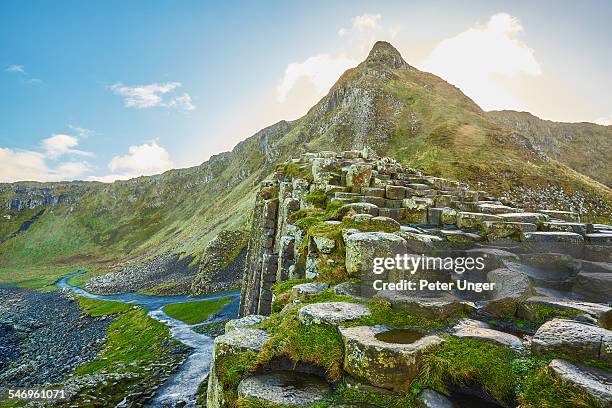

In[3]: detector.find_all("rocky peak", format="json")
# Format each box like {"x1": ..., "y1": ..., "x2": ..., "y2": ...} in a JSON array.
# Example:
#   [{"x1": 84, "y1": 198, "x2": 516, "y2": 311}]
[{"x1": 362, "y1": 41, "x2": 411, "y2": 69}]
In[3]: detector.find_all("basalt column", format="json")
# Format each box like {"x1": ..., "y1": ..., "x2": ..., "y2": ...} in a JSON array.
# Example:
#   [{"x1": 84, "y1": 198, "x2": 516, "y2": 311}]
[{"x1": 238, "y1": 180, "x2": 280, "y2": 317}]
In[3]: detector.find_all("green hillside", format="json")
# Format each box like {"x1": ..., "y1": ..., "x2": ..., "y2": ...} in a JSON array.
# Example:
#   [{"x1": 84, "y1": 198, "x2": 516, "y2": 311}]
[{"x1": 1, "y1": 41, "x2": 610, "y2": 292}]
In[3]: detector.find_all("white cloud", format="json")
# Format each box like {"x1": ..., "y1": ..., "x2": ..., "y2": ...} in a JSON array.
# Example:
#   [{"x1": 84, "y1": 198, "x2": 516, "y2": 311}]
[
  {"x1": 276, "y1": 13, "x2": 398, "y2": 105},
  {"x1": 276, "y1": 54, "x2": 358, "y2": 103},
  {"x1": 0, "y1": 148, "x2": 91, "y2": 183},
  {"x1": 67, "y1": 124, "x2": 95, "y2": 138},
  {"x1": 89, "y1": 141, "x2": 174, "y2": 183},
  {"x1": 420, "y1": 13, "x2": 541, "y2": 111},
  {"x1": 4, "y1": 64, "x2": 42, "y2": 84},
  {"x1": 593, "y1": 115, "x2": 612, "y2": 126},
  {"x1": 111, "y1": 82, "x2": 195, "y2": 111},
  {"x1": 5, "y1": 64, "x2": 25, "y2": 74},
  {"x1": 41, "y1": 134, "x2": 94, "y2": 159}
]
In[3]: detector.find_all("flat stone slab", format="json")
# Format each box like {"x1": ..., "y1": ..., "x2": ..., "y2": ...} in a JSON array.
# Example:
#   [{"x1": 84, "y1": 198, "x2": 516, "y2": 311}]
[
  {"x1": 238, "y1": 371, "x2": 332, "y2": 406},
  {"x1": 586, "y1": 233, "x2": 612, "y2": 245},
  {"x1": 532, "y1": 319, "x2": 612, "y2": 363},
  {"x1": 298, "y1": 302, "x2": 371, "y2": 326},
  {"x1": 523, "y1": 231, "x2": 584, "y2": 243},
  {"x1": 292, "y1": 282, "x2": 329, "y2": 299},
  {"x1": 517, "y1": 296, "x2": 612, "y2": 329},
  {"x1": 451, "y1": 319, "x2": 523, "y2": 351},
  {"x1": 215, "y1": 328, "x2": 271, "y2": 352},
  {"x1": 376, "y1": 291, "x2": 475, "y2": 319},
  {"x1": 340, "y1": 325, "x2": 443, "y2": 391},
  {"x1": 548, "y1": 359, "x2": 612, "y2": 405},
  {"x1": 225, "y1": 315, "x2": 269, "y2": 333},
  {"x1": 499, "y1": 212, "x2": 547, "y2": 224}
]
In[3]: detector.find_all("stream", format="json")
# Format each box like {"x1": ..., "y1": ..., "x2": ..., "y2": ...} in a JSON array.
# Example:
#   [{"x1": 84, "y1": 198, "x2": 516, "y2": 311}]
[{"x1": 56, "y1": 272, "x2": 240, "y2": 407}]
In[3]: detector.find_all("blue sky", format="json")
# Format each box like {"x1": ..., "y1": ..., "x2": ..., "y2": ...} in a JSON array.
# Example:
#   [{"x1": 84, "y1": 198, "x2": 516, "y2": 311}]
[{"x1": 1, "y1": 0, "x2": 611, "y2": 182}]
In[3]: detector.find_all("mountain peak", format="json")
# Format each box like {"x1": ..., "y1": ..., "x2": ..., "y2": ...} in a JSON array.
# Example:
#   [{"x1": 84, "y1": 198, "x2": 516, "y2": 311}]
[{"x1": 363, "y1": 41, "x2": 411, "y2": 69}]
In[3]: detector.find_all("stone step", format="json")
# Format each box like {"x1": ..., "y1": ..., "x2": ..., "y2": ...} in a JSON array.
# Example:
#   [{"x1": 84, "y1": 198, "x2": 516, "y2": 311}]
[
  {"x1": 539, "y1": 209, "x2": 579, "y2": 222},
  {"x1": 573, "y1": 272, "x2": 612, "y2": 303},
  {"x1": 542, "y1": 221, "x2": 588, "y2": 235},
  {"x1": 531, "y1": 319, "x2": 612, "y2": 362},
  {"x1": 548, "y1": 359, "x2": 612, "y2": 406},
  {"x1": 237, "y1": 371, "x2": 332, "y2": 406},
  {"x1": 456, "y1": 212, "x2": 501, "y2": 229},
  {"x1": 451, "y1": 319, "x2": 523, "y2": 351},
  {"x1": 517, "y1": 296, "x2": 611, "y2": 328},
  {"x1": 586, "y1": 233, "x2": 612, "y2": 245},
  {"x1": 298, "y1": 302, "x2": 371, "y2": 326},
  {"x1": 498, "y1": 212, "x2": 548, "y2": 224}
]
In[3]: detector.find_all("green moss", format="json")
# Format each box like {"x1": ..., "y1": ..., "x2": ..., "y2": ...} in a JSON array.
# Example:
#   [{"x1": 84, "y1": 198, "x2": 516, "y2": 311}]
[
  {"x1": 414, "y1": 336, "x2": 519, "y2": 405},
  {"x1": 216, "y1": 350, "x2": 260, "y2": 407},
  {"x1": 74, "y1": 307, "x2": 179, "y2": 375},
  {"x1": 162, "y1": 297, "x2": 233, "y2": 324},
  {"x1": 312, "y1": 383, "x2": 416, "y2": 408},
  {"x1": 257, "y1": 309, "x2": 345, "y2": 381},
  {"x1": 304, "y1": 190, "x2": 327, "y2": 208},
  {"x1": 515, "y1": 357, "x2": 605, "y2": 408},
  {"x1": 77, "y1": 296, "x2": 131, "y2": 316},
  {"x1": 522, "y1": 304, "x2": 583, "y2": 325},
  {"x1": 350, "y1": 299, "x2": 458, "y2": 330}
]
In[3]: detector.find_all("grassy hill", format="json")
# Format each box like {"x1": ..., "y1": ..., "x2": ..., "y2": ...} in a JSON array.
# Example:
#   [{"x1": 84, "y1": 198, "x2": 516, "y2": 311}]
[{"x1": 1, "y1": 41, "x2": 610, "y2": 292}]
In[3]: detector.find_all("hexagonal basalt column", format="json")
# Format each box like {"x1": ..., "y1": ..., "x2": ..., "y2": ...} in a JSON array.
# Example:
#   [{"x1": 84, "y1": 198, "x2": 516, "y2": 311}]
[
  {"x1": 298, "y1": 302, "x2": 371, "y2": 326},
  {"x1": 339, "y1": 325, "x2": 443, "y2": 391}
]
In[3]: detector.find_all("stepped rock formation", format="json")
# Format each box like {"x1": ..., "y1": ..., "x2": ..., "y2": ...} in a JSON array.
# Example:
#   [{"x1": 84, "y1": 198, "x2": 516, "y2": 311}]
[{"x1": 213, "y1": 148, "x2": 612, "y2": 407}]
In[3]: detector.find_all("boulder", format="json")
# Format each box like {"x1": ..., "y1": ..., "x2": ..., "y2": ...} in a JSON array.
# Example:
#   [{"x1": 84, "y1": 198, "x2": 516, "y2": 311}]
[
  {"x1": 481, "y1": 268, "x2": 531, "y2": 317},
  {"x1": 298, "y1": 302, "x2": 371, "y2": 326},
  {"x1": 531, "y1": 319, "x2": 612, "y2": 363},
  {"x1": 548, "y1": 359, "x2": 612, "y2": 406},
  {"x1": 237, "y1": 371, "x2": 332, "y2": 406},
  {"x1": 225, "y1": 315, "x2": 269, "y2": 333},
  {"x1": 340, "y1": 325, "x2": 443, "y2": 391}
]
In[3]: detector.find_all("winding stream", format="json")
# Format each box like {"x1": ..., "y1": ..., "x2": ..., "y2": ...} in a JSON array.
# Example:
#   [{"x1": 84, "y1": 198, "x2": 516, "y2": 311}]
[{"x1": 56, "y1": 273, "x2": 240, "y2": 407}]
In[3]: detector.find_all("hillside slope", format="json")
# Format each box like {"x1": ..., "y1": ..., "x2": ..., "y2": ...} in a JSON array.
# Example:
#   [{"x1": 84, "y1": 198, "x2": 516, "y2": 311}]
[
  {"x1": 1, "y1": 41, "x2": 610, "y2": 292},
  {"x1": 487, "y1": 110, "x2": 612, "y2": 186}
]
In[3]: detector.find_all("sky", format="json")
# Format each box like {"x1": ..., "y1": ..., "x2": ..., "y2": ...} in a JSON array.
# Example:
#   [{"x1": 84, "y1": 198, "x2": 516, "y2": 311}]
[{"x1": 1, "y1": 0, "x2": 611, "y2": 183}]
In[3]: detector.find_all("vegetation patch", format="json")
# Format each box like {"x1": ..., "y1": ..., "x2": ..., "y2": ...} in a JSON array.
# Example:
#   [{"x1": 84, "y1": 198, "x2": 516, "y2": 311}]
[
  {"x1": 77, "y1": 296, "x2": 131, "y2": 317},
  {"x1": 312, "y1": 383, "x2": 415, "y2": 408},
  {"x1": 414, "y1": 336, "x2": 519, "y2": 405},
  {"x1": 162, "y1": 297, "x2": 233, "y2": 325},
  {"x1": 515, "y1": 356, "x2": 605, "y2": 408},
  {"x1": 74, "y1": 307, "x2": 180, "y2": 375},
  {"x1": 256, "y1": 309, "x2": 345, "y2": 381}
]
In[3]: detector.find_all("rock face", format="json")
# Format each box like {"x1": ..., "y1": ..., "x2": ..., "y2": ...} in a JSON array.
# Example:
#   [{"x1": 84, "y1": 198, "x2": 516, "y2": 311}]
[
  {"x1": 531, "y1": 319, "x2": 612, "y2": 363},
  {"x1": 298, "y1": 302, "x2": 371, "y2": 326},
  {"x1": 237, "y1": 371, "x2": 332, "y2": 406},
  {"x1": 416, "y1": 389, "x2": 454, "y2": 408},
  {"x1": 340, "y1": 325, "x2": 443, "y2": 391},
  {"x1": 548, "y1": 359, "x2": 612, "y2": 405},
  {"x1": 207, "y1": 328, "x2": 271, "y2": 408},
  {"x1": 191, "y1": 230, "x2": 249, "y2": 296}
]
